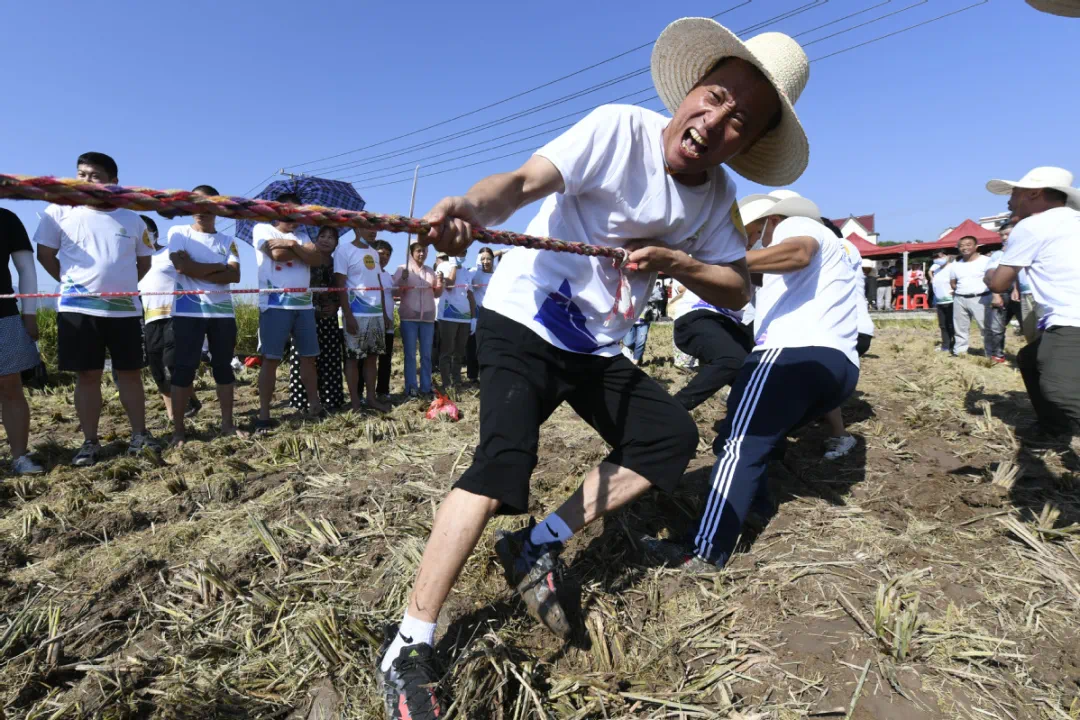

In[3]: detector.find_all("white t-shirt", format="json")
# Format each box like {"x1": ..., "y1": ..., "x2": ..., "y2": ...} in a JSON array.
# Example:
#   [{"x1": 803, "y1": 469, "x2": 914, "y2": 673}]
[
  {"x1": 753, "y1": 217, "x2": 860, "y2": 367},
  {"x1": 33, "y1": 204, "x2": 152, "y2": 317},
  {"x1": 930, "y1": 263, "x2": 954, "y2": 302},
  {"x1": 139, "y1": 248, "x2": 176, "y2": 324},
  {"x1": 950, "y1": 254, "x2": 991, "y2": 296},
  {"x1": 437, "y1": 261, "x2": 473, "y2": 323},
  {"x1": 999, "y1": 206, "x2": 1080, "y2": 329},
  {"x1": 379, "y1": 269, "x2": 395, "y2": 333},
  {"x1": 333, "y1": 241, "x2": 383, "y2": 318},
  {"x1": 670, "y1": 283, "x2": 743, "y2": 324},
  {"x1": 470, "y1": 268, "x2": 494, "y2": 309},
  {"x1": 482, "y1": 104, "x2": 746, "y2": 356},
  {"x1": 840, "y1": 239, "x2": 874, "y2": 337},
  {"x1": 167, "y1": 225, "x2": 239, "y2": 318},
  {"x1": 253, "y1": 223, "x2": 313, "y2": 311}
]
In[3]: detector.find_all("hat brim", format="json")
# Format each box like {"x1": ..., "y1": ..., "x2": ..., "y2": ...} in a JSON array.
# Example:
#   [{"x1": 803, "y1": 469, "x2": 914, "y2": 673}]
[
  {"x1": 651, "y1": 18, "x2": 809, "y2": 187},
  {"x1": 737, "y1": 194, "x2": 778, "y2": 226},
  {"x1": 987, "y1": 178, "x2": 1080, "y2": 210}
]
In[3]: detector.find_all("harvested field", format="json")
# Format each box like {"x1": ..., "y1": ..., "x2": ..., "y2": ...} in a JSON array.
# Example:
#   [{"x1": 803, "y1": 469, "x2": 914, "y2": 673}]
[{"x1": 1, "y1": 317, "x2": 1078, "y2": 719}]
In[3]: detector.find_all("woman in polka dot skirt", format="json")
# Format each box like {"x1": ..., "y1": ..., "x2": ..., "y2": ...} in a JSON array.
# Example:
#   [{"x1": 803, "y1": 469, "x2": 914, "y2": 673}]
[{"x1": 290, "y1": 228, "x2": 345, "y2": 412}]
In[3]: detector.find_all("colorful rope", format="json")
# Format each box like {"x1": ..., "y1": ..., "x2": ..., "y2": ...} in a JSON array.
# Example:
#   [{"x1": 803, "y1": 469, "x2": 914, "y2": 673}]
[{"x1": 0, "y1": 174, "x2": 631, "y2": 264}]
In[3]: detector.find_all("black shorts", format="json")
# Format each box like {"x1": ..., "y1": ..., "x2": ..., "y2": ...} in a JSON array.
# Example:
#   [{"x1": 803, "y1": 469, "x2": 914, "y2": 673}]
[
  {"x1": 57, "y1": 313, "x2": 146, "y2": 372},
  {"x1": 171, "y1": 316, "x2": 237, "y2": 387},
  {"x1": 144, "y1": 319, "x2": 175, "y2": 392},
  {"x1": 454, "y1": 308, "x2": 699, "y2": 515}
]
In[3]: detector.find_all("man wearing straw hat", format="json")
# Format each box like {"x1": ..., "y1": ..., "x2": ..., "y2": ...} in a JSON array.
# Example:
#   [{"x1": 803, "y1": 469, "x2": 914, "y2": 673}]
[
  {"x1": 375, "y1": 17, "x2": 811, "y2": 719},
  {"x1": 643, "y1": 191, "x2": 861, "y2": 572},
  {"x1": 985, "y1": 167, "x2": 1080, "y2": 448}
]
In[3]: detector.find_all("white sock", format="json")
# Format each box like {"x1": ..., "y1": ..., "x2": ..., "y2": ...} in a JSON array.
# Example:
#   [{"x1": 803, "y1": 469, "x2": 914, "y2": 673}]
[
  {"x1": 380, "y1": 612, "x2": 437, "y2": 673},
  {"x1": 530, "y1": 512, "x2": 573, "y2": 546}
]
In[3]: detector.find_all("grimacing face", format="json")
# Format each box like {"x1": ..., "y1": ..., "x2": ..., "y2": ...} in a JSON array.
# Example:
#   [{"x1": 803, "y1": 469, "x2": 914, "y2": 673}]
[{"x1": 662, "y1": 57, "x2": 781, "y2": 182}]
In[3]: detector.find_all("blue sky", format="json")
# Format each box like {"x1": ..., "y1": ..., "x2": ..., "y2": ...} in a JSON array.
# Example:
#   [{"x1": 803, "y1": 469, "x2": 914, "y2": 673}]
[{"x1": 2, "y1": 0, "x2": 1078, "y2": 291}]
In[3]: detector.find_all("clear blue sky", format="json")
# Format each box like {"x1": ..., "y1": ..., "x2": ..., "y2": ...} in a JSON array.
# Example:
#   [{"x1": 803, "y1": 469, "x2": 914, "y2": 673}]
[{"x1": 2, "y1": 0, "x2": 1077, "y2": 291}]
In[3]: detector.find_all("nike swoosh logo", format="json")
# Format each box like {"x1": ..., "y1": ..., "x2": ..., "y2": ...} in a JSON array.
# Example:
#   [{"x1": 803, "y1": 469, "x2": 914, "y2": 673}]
[
  {"x1": 547, "y1": 523, "x2": 559, "y2": 539},
  {"x1": 400, "y1": 633, "x2": 414, "y2": 644}
]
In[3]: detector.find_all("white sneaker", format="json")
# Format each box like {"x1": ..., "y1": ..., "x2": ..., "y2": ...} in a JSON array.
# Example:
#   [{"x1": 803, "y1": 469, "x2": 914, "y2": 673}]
[
  {"x1": 12, "y1": 455, "x2": 44, "y2": 475},
  {"x1": 824, "y1": 434, "x2": 857, "y2": 460}
]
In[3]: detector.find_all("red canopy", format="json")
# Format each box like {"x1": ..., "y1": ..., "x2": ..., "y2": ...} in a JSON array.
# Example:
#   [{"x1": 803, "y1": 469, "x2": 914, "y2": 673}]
[
  {"x1": 844, "y1": 233, "x2": 881, "y2": 256},
  {"x1": 859, "y1": 219, "x2": 1002, "y2": 259}
]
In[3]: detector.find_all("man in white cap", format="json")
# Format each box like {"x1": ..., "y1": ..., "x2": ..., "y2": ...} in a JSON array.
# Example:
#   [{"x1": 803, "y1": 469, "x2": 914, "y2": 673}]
[
  {"x1": 986, "y1": 167, "x2": 1080, "y2": 445},
  {"x1": 375, "y1": 17, "x2": 811, "y2": 719},
  {"x1": 643, "y1": 192, "x2": 860, "y2": 571}
]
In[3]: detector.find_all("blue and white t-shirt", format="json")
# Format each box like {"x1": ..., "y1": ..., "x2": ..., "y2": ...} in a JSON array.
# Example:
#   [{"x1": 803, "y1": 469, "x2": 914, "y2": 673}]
[
  {"x1": 670, "y1": 282, "x2": 743, "y2": 324},
  {"x1": 482, "y1": 104, "x2": 747, "y2": 356},
  {"x1": 333, "y1": 241, "x2": 383, "y2": 318},
  {"x1": 436, "y1": 260, "x2": 473, "y2": 324},
  {"x1": 168, "y1": 225, "x2": 239, "y2": 318}
]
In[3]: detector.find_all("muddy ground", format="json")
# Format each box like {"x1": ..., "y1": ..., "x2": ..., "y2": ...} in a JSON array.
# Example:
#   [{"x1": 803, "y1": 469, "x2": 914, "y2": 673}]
[{"x1": 0, "y1": 321, "x2": 1077, "y2": 719}]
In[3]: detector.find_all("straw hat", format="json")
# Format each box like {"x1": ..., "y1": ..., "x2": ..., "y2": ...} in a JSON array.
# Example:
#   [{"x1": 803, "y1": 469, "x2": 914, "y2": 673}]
[
  {"x1": 1025, "y1": 0, "x2": 1080, "y2": 18},
  {"x1": 651, "y1": 18, "x2": 810, "y2": 187},
  {"x1": 738, "y1": 190, "x2": 820, "y2": 225},
  {"x1": 986, "y1": 166, "x2": 1080, "y2": 210}
]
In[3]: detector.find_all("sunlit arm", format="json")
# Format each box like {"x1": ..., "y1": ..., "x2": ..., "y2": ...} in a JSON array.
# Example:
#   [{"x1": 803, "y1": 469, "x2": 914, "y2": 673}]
[
  {"x1": 667, "y1": 255, "x2": 751, "y2": 311},
  {"x1": 987, "y1": 265, "x2": 1020, "y2": 294},
  {"x1": 746, "y1": 236, "x2": 819, "y2": 274}
]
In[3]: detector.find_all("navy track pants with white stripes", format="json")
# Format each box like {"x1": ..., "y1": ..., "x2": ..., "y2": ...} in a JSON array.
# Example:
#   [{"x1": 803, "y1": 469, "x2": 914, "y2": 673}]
[{"x1": 691, "y1": 346, "x2": 859, "y2": 566}]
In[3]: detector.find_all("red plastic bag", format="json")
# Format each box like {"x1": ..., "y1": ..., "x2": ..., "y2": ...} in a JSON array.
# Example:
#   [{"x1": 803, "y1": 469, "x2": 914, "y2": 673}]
[
  {"x1": 243, "y1": 356, "x2": 262, "y2": 368},
  {"x1": 425, "y1": 390, "x2": 460, "y2": 422}
]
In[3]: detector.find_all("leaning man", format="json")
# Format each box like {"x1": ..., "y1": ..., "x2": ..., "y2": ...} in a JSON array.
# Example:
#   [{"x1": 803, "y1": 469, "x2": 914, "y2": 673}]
[{"x1": 374, "y1": 18, "x2": 812, "y2": 719}]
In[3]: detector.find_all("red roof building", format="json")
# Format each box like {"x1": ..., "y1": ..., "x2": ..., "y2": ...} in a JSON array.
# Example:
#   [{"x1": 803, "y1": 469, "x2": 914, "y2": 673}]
[{"x1": 830, "y1": 214, "x2": 879, "y2": 245}]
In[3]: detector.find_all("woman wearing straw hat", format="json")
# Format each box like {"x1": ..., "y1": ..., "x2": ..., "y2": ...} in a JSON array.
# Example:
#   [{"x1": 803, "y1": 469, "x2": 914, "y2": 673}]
[
  {"x1": 375, "y1": 17, "x2": 812, "y2": 719},
  {"x1": 642, "y1": 193, "x2": 861, "y2": 572},
  {"x1": 986, "y1": 166, "x2": 1080, "y2": 449}
]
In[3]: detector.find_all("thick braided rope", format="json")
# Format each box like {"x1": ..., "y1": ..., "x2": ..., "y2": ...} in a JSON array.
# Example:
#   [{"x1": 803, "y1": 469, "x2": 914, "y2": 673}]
[{"x1": 0, "y1": 174, "x2": 630, "y2": 264}]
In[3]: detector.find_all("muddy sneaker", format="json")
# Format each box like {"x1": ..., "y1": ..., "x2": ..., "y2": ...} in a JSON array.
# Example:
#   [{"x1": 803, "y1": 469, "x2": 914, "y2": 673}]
[
  {"x1": 638, "y1": 535, "x2": 719, "y2": 574},
  {"x1": 128, "y1": 433, "x2": 161, "y2": 457},
  {"x1": 823, "y1": 434, "x2": 857, "y2": 460},
  {"x1": 494, "y1": 520, "x2": 571, "y2": 639},
  {"x1": 377, "y1": 626, "x2": 445, "y2": 720},
  {"x1": 72, "y1": 440, "x2": 100, "y2": 467},
  {"x1": 12, "y1": 455, "x2": 44, "y2": 475}
]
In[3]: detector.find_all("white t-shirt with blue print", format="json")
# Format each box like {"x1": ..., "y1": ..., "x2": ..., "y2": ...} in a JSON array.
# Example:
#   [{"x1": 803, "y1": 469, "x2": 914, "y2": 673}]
[
  {"x1": 168, "y1": 225, "x2": 239, "y2": 318},
  {"x1": 333, "y1": 240, "x2": 383, "y2": 318},
  {"x1": 481, "y1": 104, "x2": 747, "y2": 356}
]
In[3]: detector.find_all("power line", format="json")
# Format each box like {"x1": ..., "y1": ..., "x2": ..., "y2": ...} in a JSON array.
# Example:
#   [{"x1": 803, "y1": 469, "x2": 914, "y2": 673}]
[
  {"x1": 313, "y1": 2, "x2": 837, "y2": 180},
  {"x1": 353, "y1": 1, "x2": 988, "y2": 192},
  {"x1": 283, "y1": 0, "x2": 756, "y2": 172}
]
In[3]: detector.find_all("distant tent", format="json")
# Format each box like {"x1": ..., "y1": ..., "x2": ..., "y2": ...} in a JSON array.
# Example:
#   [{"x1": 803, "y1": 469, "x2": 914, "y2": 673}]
[{"x1": 859, "y1": 219, "x2": 1002, "y2": 259}]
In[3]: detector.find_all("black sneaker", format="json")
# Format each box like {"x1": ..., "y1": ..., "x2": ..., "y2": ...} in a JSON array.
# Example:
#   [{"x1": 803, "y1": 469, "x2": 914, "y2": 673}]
[
  {"x1": 377, "y1": 625, "x2": 445, "y2": 720},
  {"x1": 493, "y1": 519, "x2": 571, "y2": 639},
  {"x1": 638, "y1": 536, "x2": 719, "y2": 574},
  {"x1": 185, "y1": 395, "x2": 202, "y2": 418}
]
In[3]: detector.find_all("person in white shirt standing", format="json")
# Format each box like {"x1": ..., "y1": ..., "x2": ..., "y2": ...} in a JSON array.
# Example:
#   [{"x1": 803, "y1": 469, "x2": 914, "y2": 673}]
[
  {"x1": 434, "y1": 254, "x2": 474, "y2": 387},
  {"x1": 33, "y1": 152, "x2": 158, "y2": 466},
  {"x1": 465, "y1": 247, "x2": 496, "y2": 383},
  {"x1": 138, "y1": 214, "x2": 200, "y2": 423},
  {"x1": 644, "y1": 193, "x2": 860, "y2": 571},
  {"x1": 334, "y1": 229, "x2": 389, "y2": 412},
  {"x1": 375, "y1": 19, "x2": 809, "y2": 719},
  {"x1": 252, "y1": 193, "x2": 328, "y2": 431},
  {"x1": 929, "y1": 255, "x2": 956, "y2": 352},
  {"x1": 167, "y1": 185, "x2": 243, "y2": 444},
  {"x1": 986, "y1": 167, "x2": 1080, "y2": 446},
  {"x1": 949, "y1": 235, "x2": 993, "y2": 357},
  {"x1": 373, "y1": 239, "x2": 396, "y2": 399}
]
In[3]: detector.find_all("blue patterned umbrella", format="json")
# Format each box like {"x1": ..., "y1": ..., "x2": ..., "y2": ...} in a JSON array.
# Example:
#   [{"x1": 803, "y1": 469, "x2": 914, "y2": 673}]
[{"x1": 234, "y1": 176, "x2": 366, "y2": 244}]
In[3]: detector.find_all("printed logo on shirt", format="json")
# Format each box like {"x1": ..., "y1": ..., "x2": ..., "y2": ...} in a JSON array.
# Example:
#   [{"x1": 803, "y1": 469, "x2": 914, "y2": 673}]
[
  {"x1": 534, "y1": 279, "x2": 605, "y2": 354},
  {"x1": 730, "y1": 201, "x2": 747, "y2": 240},
  {"x1": 58, "y1": 279, "x2": 137, "y2": 313},
  {"x1": 348, "y1": 292, "x2": 383, "y2": 315},
  {"x1": 174, "y1": 294, "x2": 235, "y2": 316},
  {"x1": 141, "y1": 229, "x2": 153, "y2": 248},
  {"x1": 229, "y1": 241, "x2": 238, "y2": 257},
  {"x1": 363, "y1": 255, "x2": 377, "y2": 270},
  {"x1": 264, "y1": 280, "x2": 312, "y2": 308}
]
